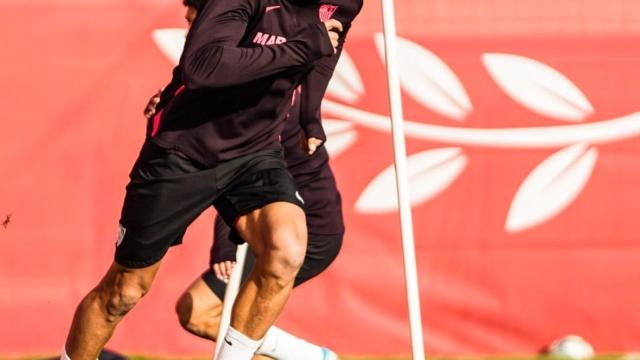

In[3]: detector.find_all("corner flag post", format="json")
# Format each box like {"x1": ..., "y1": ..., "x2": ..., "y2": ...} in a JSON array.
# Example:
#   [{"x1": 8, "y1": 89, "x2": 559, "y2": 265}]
[
  {"x1": 380, "y1": 0, "x2": 426, "y2": 358},
  {"x1": 213, "y1": 243, "x2": 249, "y2": 359}
]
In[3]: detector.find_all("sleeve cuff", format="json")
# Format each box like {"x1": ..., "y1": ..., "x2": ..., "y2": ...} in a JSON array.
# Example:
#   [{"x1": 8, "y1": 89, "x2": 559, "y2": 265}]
[{"x1": 303, "y1": 121, "x2": 327, "y2": 143}]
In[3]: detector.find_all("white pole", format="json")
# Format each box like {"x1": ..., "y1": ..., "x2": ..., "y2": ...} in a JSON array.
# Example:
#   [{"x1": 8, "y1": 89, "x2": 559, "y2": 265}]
[
  {"x1": 380, "y1": 0, "x2": 426, "y2": 359},
  {"x1": 213, "y1": 243, "x2": 249, "y2": 359}
]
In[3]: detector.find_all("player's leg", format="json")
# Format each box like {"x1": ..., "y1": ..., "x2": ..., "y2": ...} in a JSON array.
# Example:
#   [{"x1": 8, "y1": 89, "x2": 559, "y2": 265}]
[
  {"x1": 229, "y1": 200, "x2": 307, "y2": 335},
  {"x1": 62, "y1": 142, "x2": 217, "y2": 360},
  {"x1": 174, "y1": 268, "x2": 272, "y2": 360},
  {"x1": 176, "y1": 227, "x2": 341, "y2": 359},
  {"x1": 175, "y1": 207, "x2": 272, "y2": 360},
  {"x1": 217, "y1": 219, "x2": 342, "y2": 360},
  {"x1": 63, "y1": 261, "x2": 161, "y2": 360},
  {"x1": 175, "y1": 275, "x2": 223, "y2": 340},
  {"x1": 256, "y1": 163, "x2": 345, "y2": 360},
  {"x1": 176, "y1": 214, "x2": 245, "y2": 340},
  {"x1": 212, "y1": 164, "x2": 307, "y2": 359},
  {"x1": 255, "y1": 235, "x2": 343, "y2": 360},
  {"x1": 176, "y1": 236, "x2": 341, "y2": 360},
  {"x1": 212, "y1": 155, "x2": 345, "y2": 359}
]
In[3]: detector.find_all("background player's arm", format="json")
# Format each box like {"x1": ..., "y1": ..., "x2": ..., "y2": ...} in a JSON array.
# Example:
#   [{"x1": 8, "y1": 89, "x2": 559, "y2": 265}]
[
  {"x1": 209, "y1": 221, "x2": 239, "y2": 282},
  {"x1": 213, "y1": 261, "x2": 235, "y2": 283},
  {"x1": 299, "y1": 20, "x2": 354, "y2": 153},
  {"x1": 181, "y1": 0, "x2": 335, "y2": 90},
  {"x1": 143, "y1": 89, "x2": 162, "y2": 119}
]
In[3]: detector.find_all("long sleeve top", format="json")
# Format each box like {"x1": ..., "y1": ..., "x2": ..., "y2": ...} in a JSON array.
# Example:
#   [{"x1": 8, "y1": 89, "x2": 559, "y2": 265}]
[
  {"x1": 207, "y1": 0, "x2": 363, "y2": 263},
  {"x1": 150, "y1": 0, "x2": 336, "y2": 167}
]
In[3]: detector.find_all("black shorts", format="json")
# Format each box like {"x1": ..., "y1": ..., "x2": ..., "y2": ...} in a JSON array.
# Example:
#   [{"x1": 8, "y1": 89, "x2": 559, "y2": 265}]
[
  {"x1": 114, "y1": 142, "x2": 304, "y2": 268},
  {"x1": 202, "y1": 233, "x2": 343, "y2": 300},
  {"x1": 202, "y1": 144, "x2": 345, "y2": 298}
]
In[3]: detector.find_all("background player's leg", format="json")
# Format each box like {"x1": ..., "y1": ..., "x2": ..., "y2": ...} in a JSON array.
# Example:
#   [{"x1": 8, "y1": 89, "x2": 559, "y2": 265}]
[
  {"x1": 177, "y1": 246, "x2": 342, "y2": 359},
  {"x1": 258, "y1": 327, "x2": 338, "y2": 360},
  {"x1": 175, "y1": 276, "x2": 272, "y2": 360},
  {"x1": 175, "y1": 277, "x2": 223, "y2": 340},
  {"x1": 178, "y1": 231, "x2": 342, "y2": 359},
  {"x1": 64, "y1": 261, "x2": 161, "y2": 360}
]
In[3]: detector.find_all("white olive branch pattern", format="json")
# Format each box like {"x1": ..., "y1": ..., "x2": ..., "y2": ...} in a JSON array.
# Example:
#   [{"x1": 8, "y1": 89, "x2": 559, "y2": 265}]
[
  {"x1": 321, "y1": 34, "x2": 640, "y2": 233},
  {"x1": 152, "y1": 29, "x2": 640, "y2": 234}
]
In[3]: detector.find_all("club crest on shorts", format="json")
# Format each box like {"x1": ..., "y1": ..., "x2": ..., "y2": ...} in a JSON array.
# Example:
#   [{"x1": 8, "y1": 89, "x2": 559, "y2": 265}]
[
  {"x1": 319, "y1": 4, "x2": 338, "y2": 21},
  {"x1": 116, "y1": 224, "x2": 126, "y2": 247}
]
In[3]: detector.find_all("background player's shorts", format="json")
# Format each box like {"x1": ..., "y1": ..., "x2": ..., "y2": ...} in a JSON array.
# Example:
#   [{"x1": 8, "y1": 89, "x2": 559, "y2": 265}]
[
  {"x1": 202, "y1": 233, "x2": 343, "y2": 300},
  {"x1": 114, "y1": 142, "x2": 303, "y2": 268},
  {"x1": 202, "y1": 148, "x2": 345, "y2": 299}
]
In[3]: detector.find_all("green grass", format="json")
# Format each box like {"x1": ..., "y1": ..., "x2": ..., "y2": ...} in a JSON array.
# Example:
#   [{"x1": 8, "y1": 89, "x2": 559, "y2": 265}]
[
  {"x1": 1, "y1": 355, "x2": 625, "y2": 360},
  {"x1": 123, "y1": 357, "x2": 622, "y2": 360}
]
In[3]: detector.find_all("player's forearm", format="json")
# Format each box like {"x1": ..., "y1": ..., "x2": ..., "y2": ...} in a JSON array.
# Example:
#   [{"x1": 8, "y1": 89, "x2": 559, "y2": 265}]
[
  {"x1": 298, "y1": 29, "x2": 350, "y2": 141},
  {"x1": 154, "y1": 66, "x2": 183, "y2": 111},
  {"x1": 299, "y1": 62, "x2": 337, "y2": 141},
  {"x1": 210, "y1": 236, "x2": 239, "y2": 265},
  {"x1": 182, "y1": 23, "x2": 334, "y2": 90}
]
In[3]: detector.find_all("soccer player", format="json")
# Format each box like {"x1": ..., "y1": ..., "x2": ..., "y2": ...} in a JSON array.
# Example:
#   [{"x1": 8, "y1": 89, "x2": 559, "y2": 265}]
[
  {"x1": 60, "y1": 1, "x2": 360, "y2": 359},
  {"x1": 143, "y1": 1, "x2": 359, "y2": 359},
  {"x1": 172, "y1": 90, "x2": 346, "y2": 360}
]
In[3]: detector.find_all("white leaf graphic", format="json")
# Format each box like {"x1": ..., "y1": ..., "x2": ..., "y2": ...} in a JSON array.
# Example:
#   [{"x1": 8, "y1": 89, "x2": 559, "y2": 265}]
[
  {"x1": 323, "y1": 119, "x2": 358, "y2": 157},
  {"x1": 506, "y1": 143, "x2": 598, "y2": 233},
  {"x1": 355, "y1": 148, "x2": 467, "y2": 214},
  {"x1": 483, "y1": 53, "x2": 594, "y2": 122},
  {"x1": 152, "y1": 28, "x2": 187, "y2": 65},
  {"x1": 374, "y1": 33, "x2": 473, "y2": 121},
  {"x1": 326, "y1": 50, "x2": 365, "y2": 104}
]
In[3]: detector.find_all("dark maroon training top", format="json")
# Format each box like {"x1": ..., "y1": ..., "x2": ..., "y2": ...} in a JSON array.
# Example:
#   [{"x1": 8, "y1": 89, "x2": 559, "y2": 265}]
[{"x1": 150, "y1": 0, "x2": 361, "y2": 167}]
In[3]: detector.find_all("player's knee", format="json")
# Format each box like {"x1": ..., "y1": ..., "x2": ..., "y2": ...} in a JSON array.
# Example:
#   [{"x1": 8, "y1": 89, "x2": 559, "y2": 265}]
[
  {"x1": 175, "y1": 292, "x2": 221, "y2": 340},
  {"x1": 176, "y1": 300, "x2": 207, "y2": 336},
  {"x1": 263, "y1": 231, "x2": 307, "y2": 283},
  {"x1": 278, "y1": 230, "x2": 307, "y2": 270},
  {"x1": 175, "y1": 292, "x2": 194, "y2": 331},
  {"x1": 103, "y1": 282, "x2": 147, "y2": 321}
]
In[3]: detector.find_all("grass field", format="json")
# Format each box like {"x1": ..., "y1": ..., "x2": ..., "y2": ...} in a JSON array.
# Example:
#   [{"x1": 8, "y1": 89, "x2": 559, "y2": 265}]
[
  {"x1": 121, "y1": 356, "x2": 623, "y2": 360},
  {"x1": 1, "y1": 355, "x2": 626, "y2": 360}
]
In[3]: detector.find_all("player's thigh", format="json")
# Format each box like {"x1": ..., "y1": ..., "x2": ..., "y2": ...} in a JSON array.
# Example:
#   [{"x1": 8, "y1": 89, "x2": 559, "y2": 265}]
[
  {"x1": 235, "y1": 201, "x2": 307, "y2": 258},
  {"x1": 215, "y1": 164, "x2": 307, "y2": 254}
]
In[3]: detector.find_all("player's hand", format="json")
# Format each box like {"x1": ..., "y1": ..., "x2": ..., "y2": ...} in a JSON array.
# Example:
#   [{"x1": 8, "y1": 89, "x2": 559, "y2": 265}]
[
  {"x1": 323, "y1": 19, "x2": 343, "y2": 54},
  {"x1": 143, "y1": 89, "x2": 162, "y2": 119},
  {"x1": 302, "y1": 136, "x2": 324, "y2": 155},
  {"x1": 212, "y1": 260, "x2": 236, "y2": 284}
]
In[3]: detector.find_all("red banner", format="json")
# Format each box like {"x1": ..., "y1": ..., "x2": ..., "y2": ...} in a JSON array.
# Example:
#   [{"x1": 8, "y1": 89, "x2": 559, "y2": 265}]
[{"x1": 1, "y1": 0, "x2": 639, "y2": 357}]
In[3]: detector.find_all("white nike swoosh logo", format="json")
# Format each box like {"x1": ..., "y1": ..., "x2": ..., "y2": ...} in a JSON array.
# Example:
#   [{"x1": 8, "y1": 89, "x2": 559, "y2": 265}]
[{"x1": 265, "y1": 5, "x2": 281, "y2": 12}]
